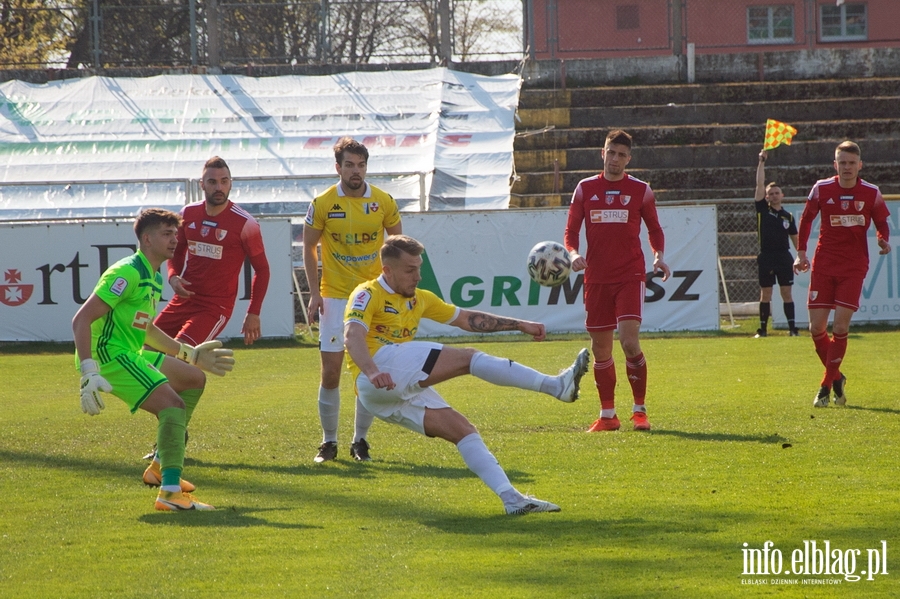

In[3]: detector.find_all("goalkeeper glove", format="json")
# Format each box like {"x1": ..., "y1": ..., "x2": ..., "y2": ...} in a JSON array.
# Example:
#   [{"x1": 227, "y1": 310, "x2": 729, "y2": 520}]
[
  {"x1": 177, "y1": 340, "x2": 235, "y2": 376},
  {"x1": 80, "y1": 359, "x2": 111, "y2": 416}
]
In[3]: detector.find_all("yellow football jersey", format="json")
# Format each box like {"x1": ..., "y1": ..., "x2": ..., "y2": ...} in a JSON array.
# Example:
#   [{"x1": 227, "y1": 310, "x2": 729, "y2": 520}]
[
  {"x1": 305, "y1": 182, "x2": 401, "y2": 298},
  {"x1": 344, "y1": 276, "x2": 459, "y2": 377}
]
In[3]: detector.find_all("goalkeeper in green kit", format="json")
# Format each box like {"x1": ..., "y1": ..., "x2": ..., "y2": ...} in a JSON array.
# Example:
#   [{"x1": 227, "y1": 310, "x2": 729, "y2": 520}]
[{"x1": 72, "y1": 208, "x2": 235, "y2": 511}]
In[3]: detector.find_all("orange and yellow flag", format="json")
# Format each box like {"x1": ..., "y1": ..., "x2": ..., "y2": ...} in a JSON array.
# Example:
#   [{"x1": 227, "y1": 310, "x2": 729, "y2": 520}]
[{"x1": 763, "y1": 119, "x2": 797, "y2": 150}]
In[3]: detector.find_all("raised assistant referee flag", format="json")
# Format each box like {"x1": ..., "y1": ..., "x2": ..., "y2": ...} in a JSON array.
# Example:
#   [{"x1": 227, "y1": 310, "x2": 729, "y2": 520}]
[{"x1": 763, "y1": 119, "x2": 797, "y2": 150}]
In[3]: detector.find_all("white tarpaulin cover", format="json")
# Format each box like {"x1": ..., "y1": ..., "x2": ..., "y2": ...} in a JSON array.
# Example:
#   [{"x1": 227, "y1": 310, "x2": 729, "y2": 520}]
[{"x1": 0, "y1": 69, "x2": 520, "y2": 219}]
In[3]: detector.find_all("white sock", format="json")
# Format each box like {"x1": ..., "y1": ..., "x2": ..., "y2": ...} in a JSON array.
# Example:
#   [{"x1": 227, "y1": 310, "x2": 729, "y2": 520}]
[
  {"x1": 318, "y1": 386, "x2": 340, "y2": 443},
  {"x1": 601, "y1": 409, "x2": 616, "y2": 419},
  {"x1": 161, "y1": 485, "x2": 181, "y2": 493},
  {"x1": 633, "y1": 404, "x2": 646, "y2": 414},
  {"x1": 456, "y1": 433, "x2": 515, "y2": 498},
  {"x1": 469, "y1": 352, "x2": 545, "y2": 393},
  {"x1": 353, "y1": 396, "x2": 375, "y2": 443}
]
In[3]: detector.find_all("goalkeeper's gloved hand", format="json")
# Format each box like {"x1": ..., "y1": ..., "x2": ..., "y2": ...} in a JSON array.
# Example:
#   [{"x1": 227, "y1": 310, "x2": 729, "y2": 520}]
[
  {"x1": 80, "y1": 359, "x2": 111, "y2": 416},
  {"x1": 176, "y1": 340, "x2": 235, "y2": 376}
]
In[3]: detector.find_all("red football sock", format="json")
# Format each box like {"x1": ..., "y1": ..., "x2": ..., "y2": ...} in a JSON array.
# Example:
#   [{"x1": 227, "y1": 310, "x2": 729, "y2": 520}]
[
  {"x1": 593, "y1": 357, "x2": 616, "y2": 410},
  {"x1": 625, "y1": 352, "x2": 647, "y2": 407},
  {"x1": 811, "y1": 331, "x2": 830, "y2": 367},
  {"x1": 821, "y1": 332, "x2": 848, "y2": 388}
]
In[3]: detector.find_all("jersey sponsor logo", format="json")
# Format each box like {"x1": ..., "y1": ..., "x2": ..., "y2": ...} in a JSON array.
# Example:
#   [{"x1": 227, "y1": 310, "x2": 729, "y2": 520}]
[
  {"x1": 841, "y1": 201, "x2": 849, "y2": 210},
  {"x1": 188, "y1": 239, "x2": 224, "y2": 260},
  {"x1": 621, "y1": 195, "x2": 631, "y2": 206},
  {"x1": 133, "y1": 311, "x2": 150, "y2": 330},
  {"x1": 590, "y1": 209, "x2": 629, "y2": 224},
  {"x1": 826, "y1": 199, "x2": 835, "y2": 204},
  {"x1": 373, "y1": 324, "x2": 416, "y2": 340},
  {"x1": 839, "y1": 195, "x2": 853, "y2": 200},
  {"x1": 216, "y1": 229, "x2": 228, "y2": 241},
  {"x1": 605, "y1": 194, "x2": 616, "y2": 205},
  {"x1": 202, "y1": 220, "x2": 218, "y2": 227},
  {"x1": 856, "y1": 201, "x2": 865, "y2": 211},
  {"x1": 332, "y1": 231, "x2": 380, "y2": 245},
  {"x1": 331, "y1": 204, "x2": 342, "y2": 210},
  {"x1": 110, "y1": 277, "x2": 128, "y2": 296},
  {"x1": 201, "y1": 226, "x2": 210, "y2": 237},
  {"x1": 384, "y1": 305, "x2": 399, "y2": 314},
  {"x1": 188, "y1": 222, "x2": 197, "y2": 229},
  {"x1": 829, "y1": 214, "x2": 866, "y2": 227},
  {"x1": 589, "y1": 194, "x2": 600, "y2": 202},
  {"x1": 328, "y1": 211, "x2": 347, "y2": 218},
  {"x1": 365, "y1": 202, "x2": 380, "y2": 214},
  {"x1": 351, "y1": 289, "x2": 372, "y2": 311},
  {"x1": 304, "y1": 203, "x2": 315, "y2": 226},
  {"x1": 331, "y1": 250, "x2": 377, "y2": 264}
]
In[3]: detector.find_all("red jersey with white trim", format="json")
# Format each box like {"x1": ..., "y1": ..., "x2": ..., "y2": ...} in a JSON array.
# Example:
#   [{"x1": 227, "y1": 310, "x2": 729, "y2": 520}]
[
  {"x1": 167, "y1": 200, "x2": 270, "y2": 314},
  {"x1": 798, "y1": 176, "x2": 890, "y2": 279},
  {"x1": 564, "y1": 173, "x2": 666, "y2": 284}
]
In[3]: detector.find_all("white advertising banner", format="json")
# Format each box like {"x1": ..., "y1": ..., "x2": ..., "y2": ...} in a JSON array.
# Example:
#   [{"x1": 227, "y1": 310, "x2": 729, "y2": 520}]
[
  {"x1": 768, "y1": 200, "x2": 900, "y2": 327},
  {"x1": 0, "y1": 219, "x2": 294, "y2": 341},
  {"x1": 401, "y1": 206, "x2": 721, "y2": 336},
  {"x1": 0, "y1": 69, "x2": 519, "y2": 218}
]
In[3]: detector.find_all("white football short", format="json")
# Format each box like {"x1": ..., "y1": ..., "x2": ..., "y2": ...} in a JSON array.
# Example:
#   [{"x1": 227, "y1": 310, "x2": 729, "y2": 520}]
[
  {"x1": 355, "y1": 341, "x2": 451, "y2": 436},
  {"x1": 318, "y1": 297, "x2": 348, "y2": 352}
]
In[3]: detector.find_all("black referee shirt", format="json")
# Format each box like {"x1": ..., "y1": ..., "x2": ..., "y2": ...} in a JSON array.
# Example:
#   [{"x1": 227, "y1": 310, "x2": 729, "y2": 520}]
[{"x1": 755, "y1": 199, "x2": 797, "y2": 254}]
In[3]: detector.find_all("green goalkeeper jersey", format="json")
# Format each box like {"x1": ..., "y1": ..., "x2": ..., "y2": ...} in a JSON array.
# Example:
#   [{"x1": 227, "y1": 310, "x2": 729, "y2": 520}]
[{"x1": 87, "y1": 250, "x2": 163, "y2": 364}]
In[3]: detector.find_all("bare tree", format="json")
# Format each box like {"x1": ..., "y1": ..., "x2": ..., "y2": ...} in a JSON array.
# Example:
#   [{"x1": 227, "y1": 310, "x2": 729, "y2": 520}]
[{"x1": 452, "y1": 0, "x2": 520, "y2": 61}]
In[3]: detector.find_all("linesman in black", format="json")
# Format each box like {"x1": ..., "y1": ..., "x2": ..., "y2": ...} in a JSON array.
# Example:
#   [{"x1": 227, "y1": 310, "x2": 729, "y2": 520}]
[{"x1": 754, "y1": 149, "x2": 800, "y2": 337}]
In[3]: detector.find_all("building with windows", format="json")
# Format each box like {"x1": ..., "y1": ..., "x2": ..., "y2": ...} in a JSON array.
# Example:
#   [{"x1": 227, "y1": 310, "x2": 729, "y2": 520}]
[{"x1": 527, "y1": 1, "x2": 896, "y2": 59}]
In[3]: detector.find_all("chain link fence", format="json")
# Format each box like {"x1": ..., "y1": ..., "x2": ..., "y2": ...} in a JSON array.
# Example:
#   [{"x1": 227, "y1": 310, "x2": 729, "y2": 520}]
[{"x1": 0, "y1": 0, "x2": 525, "y2": 69}]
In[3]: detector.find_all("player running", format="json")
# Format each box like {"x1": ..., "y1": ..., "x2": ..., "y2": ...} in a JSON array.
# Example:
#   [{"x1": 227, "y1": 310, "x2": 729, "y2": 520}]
[
  {"x1": 344, "y1": 235, "x2": 590, "y2": 515},
  {"x1": 794, "y1": 140, "x2": 891, "y2": 407},
  {"x1": 72, "y1": 209, "x2": 235, "y2": 511}
]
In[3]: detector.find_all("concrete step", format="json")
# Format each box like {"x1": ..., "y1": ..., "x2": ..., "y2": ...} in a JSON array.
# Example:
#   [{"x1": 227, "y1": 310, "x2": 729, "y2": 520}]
[
  {"x1": 567, "y1": 96, "x2": 899, "y2": 128},
  {"x1": 518, "y1": 78, "x2": 900, "y2": 109},
  {"x1": 511, "y1": 163, "x2": 900, "y2": 197},
  {"x1": 508, "y1": 193, "x2": 564, "y2": 208},
  {"x1": 514, "y1": 119, "x2": 900, "y2": 150},
  {"x1": 516, "y1": 139, "x2": 900, "y2": 172}
]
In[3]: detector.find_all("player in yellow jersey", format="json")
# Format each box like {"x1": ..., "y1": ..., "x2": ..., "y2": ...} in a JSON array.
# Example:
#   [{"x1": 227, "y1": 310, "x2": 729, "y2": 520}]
[
  {"x1": 344, "y1": 235, "x2": 590, "y2": 515},
  {"x1": 303, "y1": 138, "x2": 403, "y2": 462}
]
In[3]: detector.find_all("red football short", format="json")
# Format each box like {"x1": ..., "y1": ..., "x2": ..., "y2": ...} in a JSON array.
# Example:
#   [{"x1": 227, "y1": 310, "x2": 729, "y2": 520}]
[
  {"x1": 807, "y1": 271, "x2": 864, "y2": 312},
  {"x1": 584, "y1": 280, "x2": 645, "y2": 331},
  {"x1": 154, "y1": 298, "x2": 231, "y2": 345}
]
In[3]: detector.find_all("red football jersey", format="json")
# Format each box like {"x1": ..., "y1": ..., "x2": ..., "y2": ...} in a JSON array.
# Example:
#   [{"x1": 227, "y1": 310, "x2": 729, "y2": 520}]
[
  {"x1": 565, "y1": 173, "x2": 665, "y2": 284},
  {"x1": 167, "y1": 200, "x2": 270, "y2": 314},
  {"x1": 798, "y1": 176, "x2": 890, "y2": 279}
]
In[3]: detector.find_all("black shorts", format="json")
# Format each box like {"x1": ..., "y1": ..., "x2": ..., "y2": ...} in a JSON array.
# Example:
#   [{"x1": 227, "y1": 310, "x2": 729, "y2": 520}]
[{"x1": 757, "y1": 252, "x2": 794, "y2": 288}]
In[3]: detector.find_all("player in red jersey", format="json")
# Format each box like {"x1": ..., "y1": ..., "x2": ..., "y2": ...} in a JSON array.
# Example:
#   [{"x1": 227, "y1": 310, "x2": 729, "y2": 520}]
[
  {"x1": 144, "y1": 156, "x2": 270, "y2": 464},
  {"x1": 794, "y1": 141, "x2": 890, "y2": 408},
  {"x1": 564, "y1": 130, "x2": 670, "y2": 432},
  {"x1": 155, "y1": 156, "x2": 270, "y2": 346}
]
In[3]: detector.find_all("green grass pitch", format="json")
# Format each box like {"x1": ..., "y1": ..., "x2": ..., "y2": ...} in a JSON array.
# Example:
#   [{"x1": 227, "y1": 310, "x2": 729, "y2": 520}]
[{"x1": 1, "y1": 322, "x2": 898, "y2": 597}]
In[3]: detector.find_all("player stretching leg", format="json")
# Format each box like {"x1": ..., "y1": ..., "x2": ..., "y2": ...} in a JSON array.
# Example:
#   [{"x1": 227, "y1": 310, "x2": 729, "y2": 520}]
[{"x1": 344, "y1": 235, "x2": 590, "y2": 514}]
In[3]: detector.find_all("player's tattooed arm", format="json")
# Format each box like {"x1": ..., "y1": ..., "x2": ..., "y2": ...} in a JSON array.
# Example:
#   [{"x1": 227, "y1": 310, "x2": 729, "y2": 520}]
[
  {"x1": 452, "y1": 310, "x2": 547, "y2": 341},
  {"x1": 465, "y1": 311, "x2": 521, "y2": 332}
]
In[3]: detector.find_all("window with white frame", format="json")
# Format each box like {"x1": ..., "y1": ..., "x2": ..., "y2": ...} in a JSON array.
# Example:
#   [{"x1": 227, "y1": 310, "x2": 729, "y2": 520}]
[
  {"x1": 820, "y1": 3, "x2": 867, "y2": 41},
  {"x1": 748, "y1": 5, "x2": 794, "y2": 44}
]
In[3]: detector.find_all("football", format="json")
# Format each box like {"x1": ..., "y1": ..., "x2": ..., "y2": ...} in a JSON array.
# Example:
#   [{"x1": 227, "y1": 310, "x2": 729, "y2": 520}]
[{"x1": 526, "y1": 241, "x2": 572, "y2": 287}]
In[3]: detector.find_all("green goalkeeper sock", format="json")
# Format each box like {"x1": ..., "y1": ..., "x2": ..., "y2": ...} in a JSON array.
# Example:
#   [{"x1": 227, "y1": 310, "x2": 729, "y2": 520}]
[
  {"x1": 179, "y1": 388, "x2": 203, "y2": 426},
  {"x1": 157, "y1": 407, "x2": 186, "y2": 488}
]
